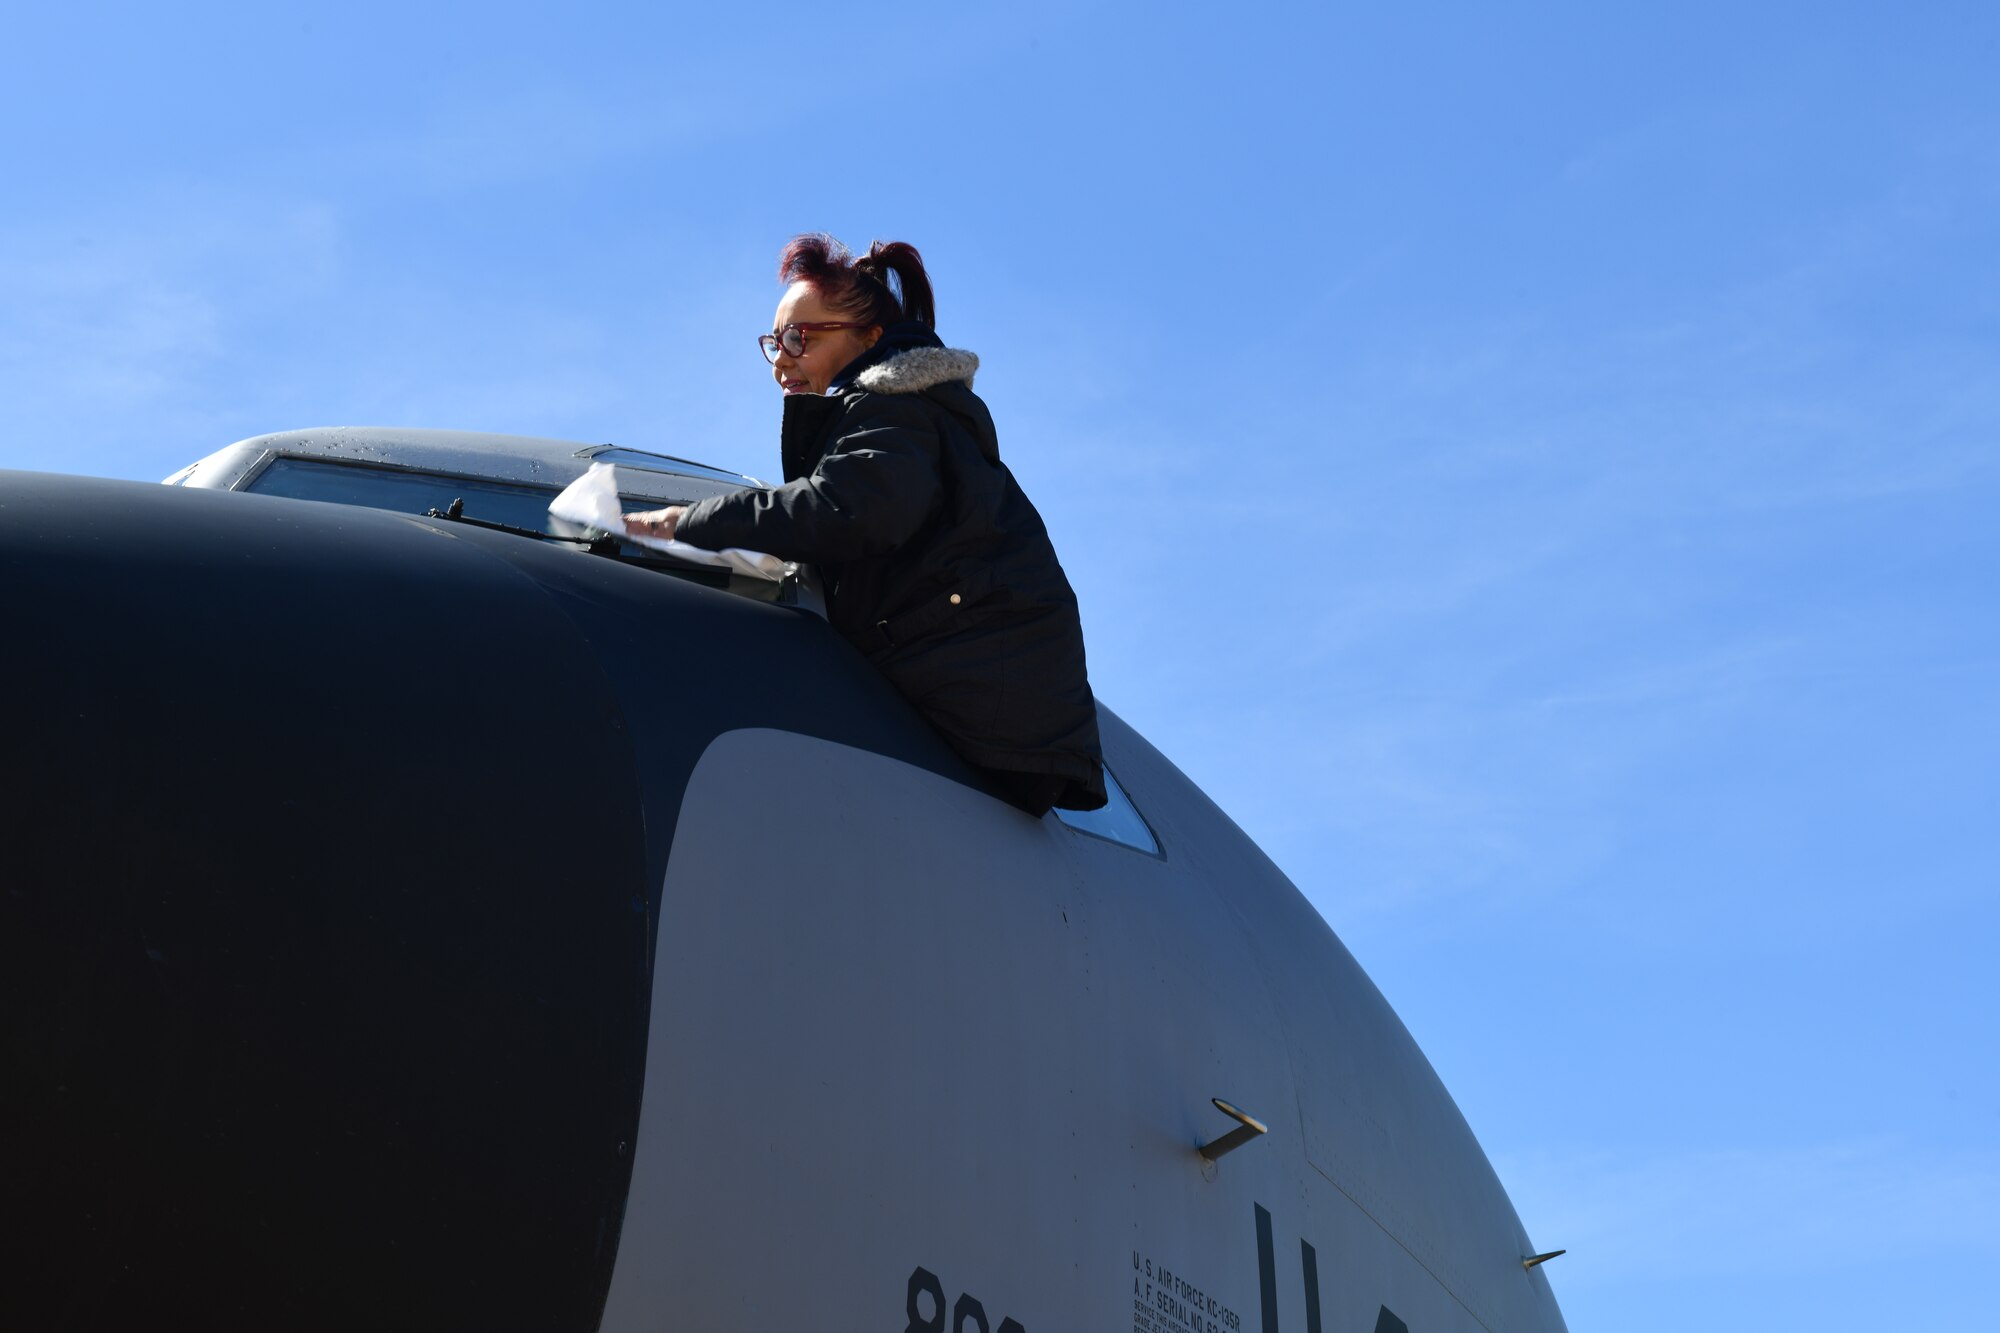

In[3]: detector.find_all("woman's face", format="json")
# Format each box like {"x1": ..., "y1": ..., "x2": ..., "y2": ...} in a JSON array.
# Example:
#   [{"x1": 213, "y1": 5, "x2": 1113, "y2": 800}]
[{"x1": 769, "y1": 281, "x2": 880, "y2": 396}]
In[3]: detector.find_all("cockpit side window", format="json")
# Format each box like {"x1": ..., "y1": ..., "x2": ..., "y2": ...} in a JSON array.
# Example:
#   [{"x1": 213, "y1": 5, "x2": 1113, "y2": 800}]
[{"x1": 1054, "y1": 765, "x2": 1160, "y2": 856}]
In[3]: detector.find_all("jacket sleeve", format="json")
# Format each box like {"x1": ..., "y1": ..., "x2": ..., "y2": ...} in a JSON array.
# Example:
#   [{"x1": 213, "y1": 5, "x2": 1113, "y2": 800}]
[{"x1": 674, "y1": 396, "x2": 942, "y2": 562}]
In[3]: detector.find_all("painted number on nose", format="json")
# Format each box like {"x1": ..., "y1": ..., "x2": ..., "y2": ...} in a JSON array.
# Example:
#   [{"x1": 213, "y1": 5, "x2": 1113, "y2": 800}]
[{"x1": 905, "y1": 1264, "x2": 1026, "y2": 1333}]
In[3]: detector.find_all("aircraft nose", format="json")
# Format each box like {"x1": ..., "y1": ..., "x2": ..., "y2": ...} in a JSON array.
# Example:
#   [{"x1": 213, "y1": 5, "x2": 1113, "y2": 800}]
[{"x1": 1, "y1": 470, "x2": 655, "y2": 1327}]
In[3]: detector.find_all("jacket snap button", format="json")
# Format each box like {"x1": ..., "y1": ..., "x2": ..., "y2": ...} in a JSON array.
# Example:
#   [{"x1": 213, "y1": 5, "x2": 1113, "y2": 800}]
[{"x1": 949, "y1": 593, "x2": 962, "y2": 605}]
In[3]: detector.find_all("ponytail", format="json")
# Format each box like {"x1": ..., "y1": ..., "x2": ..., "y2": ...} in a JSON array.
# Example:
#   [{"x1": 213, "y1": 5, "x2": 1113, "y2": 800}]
[{"x1": 853, "y1": 241, "x2": 936, "y2": 329}]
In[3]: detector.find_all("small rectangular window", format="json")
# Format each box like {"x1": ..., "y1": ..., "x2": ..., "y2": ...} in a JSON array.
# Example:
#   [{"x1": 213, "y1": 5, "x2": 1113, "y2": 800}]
[{"x1": 1055, "y1": 765, "x2": 1160, "y2": 855}]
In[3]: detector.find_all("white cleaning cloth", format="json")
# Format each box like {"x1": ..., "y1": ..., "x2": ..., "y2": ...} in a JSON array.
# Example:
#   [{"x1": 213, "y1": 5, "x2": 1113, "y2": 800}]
[{"x1": 549, "y1": 462, "x2": 785, "y2": 582}]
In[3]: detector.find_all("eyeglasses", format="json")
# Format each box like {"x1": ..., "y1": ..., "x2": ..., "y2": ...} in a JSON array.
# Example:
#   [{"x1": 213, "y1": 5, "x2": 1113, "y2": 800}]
[{"x1": 758, "y1": 322, "x2": 869, "y2": 364}]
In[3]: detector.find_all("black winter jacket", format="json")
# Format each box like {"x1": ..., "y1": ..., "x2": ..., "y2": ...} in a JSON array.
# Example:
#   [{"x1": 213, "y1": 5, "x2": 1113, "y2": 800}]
[{"x1": 677, "y1": 324, "x2": 1106, "y2": 810}]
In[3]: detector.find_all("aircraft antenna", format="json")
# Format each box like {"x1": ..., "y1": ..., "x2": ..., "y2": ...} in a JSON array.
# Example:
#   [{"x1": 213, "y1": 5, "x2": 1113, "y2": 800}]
[{"x1": 1197, "y1": 1098, "x2": 1269, "y2": 1162}]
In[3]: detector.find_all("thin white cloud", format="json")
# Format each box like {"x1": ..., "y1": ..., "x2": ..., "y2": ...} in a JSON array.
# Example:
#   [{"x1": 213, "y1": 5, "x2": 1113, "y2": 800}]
[
  {"x1": 0, "y1": 263, "x2": 221, "y2": 406},
  {"x1": 0, "y1": 197, "x2": 346, "y2": 472}
]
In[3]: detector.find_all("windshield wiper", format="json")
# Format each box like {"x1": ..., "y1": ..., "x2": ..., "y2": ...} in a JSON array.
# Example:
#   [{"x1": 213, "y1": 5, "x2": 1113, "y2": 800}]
[
  {"x1": 423, "y1": 497, "x2": 739, "y2": 589},
  {"x1": 425, "y1": 497, "x2": 590, "y2": 544}
]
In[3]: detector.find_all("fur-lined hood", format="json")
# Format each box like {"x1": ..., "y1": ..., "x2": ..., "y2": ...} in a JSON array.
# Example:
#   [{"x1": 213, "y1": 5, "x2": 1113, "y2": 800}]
[{"x1": 853, "y1": 345, "x2": 979, "y2": 394}]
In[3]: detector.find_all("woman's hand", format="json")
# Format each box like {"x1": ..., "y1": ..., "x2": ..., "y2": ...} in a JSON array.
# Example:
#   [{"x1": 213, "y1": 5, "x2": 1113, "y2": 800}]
[{"x1": 623, "y1": 506, "x2": 687, "y2": 542}]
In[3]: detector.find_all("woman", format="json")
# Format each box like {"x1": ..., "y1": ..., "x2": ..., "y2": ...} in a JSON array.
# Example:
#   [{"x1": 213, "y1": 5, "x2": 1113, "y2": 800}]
[{"x1": 626, "y1": 235, "x2": 1105, "y2": 815}]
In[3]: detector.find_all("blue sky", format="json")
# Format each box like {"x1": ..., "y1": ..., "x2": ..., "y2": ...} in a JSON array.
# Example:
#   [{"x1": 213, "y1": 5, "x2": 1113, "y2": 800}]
[{"x1": 7, "y1": 3, "x2": 1997, "y2": 1327}]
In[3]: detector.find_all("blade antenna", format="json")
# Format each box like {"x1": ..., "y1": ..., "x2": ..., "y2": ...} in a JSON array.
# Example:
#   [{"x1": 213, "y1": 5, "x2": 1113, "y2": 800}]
[{"x1": 1198, "y1": 1099, "x2": 1269, "y2": 1162}]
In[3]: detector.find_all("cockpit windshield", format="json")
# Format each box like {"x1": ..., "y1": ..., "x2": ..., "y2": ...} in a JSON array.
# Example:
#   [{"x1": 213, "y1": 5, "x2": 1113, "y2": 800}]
[
  {"x1": 243, "y1": 456, "x2": 794, "y2": 604},
  {"x1": 246, "y1": 458, "x2": 580, "y2": 534}
]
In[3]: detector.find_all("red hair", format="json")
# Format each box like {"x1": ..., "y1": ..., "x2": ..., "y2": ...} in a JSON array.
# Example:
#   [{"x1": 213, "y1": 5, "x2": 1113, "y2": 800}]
[{"x1": 777, "y1": 233, "x2": 937, "y2": 330}]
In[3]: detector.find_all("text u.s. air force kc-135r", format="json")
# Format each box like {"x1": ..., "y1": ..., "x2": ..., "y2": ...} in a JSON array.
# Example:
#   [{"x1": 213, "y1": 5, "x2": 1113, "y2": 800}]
[{"x1": 0, "y1": 429, "x2": 1569, "y2": 1332}]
